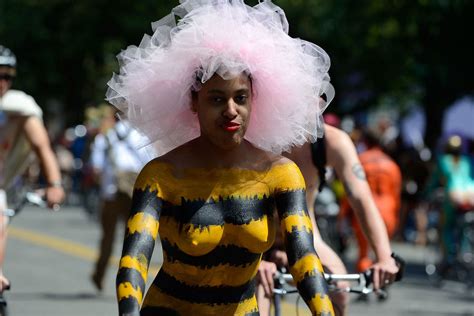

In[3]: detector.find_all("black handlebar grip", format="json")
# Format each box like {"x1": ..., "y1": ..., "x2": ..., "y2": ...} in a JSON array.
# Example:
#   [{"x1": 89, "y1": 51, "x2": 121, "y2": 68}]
[
  {"x1": 391, "y1": 252, "x2": 405, "y2": 282},
  {"x1": 363, "y1": 269, "x2": 373, "y2": 286}
]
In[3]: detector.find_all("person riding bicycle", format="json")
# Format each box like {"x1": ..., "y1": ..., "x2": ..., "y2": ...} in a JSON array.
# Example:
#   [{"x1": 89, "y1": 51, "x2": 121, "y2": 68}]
[
  {"x1": 339, "y1": 129, "x2": 402, "y2": 273},
  {"x1": 257, "y1": 120, "x2": 399, "y2": 316},
  {"x1": 107, "y1": 1, "x2": 336, "y2": 315},
  {"x1": 422, "y1": 134, "x2": 474, "y2": 268},
  {"x1": 0, "y1": 45, "x2": 65, "y2": 291}
]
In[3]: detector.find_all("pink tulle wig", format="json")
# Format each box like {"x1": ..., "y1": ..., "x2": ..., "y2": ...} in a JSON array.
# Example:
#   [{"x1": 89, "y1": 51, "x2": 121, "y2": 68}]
[{"x1": 106, "y1": 0, "x2": 334, "y2": 156}]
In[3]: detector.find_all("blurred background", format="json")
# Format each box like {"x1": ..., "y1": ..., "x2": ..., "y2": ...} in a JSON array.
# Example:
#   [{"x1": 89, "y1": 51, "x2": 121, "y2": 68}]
[
  {"x1": 1, "y1": 0, "x2": 473, "y2": 315},
  {"x1": 1, "y1": 0, "x2": 473, "y2": 145}
]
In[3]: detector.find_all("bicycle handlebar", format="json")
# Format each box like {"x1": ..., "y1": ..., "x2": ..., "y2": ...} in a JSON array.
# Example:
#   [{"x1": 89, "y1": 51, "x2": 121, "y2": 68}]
[
  {"x1": 3, "y1": 192, "x2": 51, "y2": 218},
  {"x1": 273, "y1": 252, "x2": 405, "y2": 296}
]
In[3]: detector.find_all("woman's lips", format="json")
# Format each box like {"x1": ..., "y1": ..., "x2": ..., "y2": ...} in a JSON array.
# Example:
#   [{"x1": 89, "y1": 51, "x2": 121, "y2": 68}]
[{"x1": 222, "y1": 122, "x2": 241, "y2": 132}]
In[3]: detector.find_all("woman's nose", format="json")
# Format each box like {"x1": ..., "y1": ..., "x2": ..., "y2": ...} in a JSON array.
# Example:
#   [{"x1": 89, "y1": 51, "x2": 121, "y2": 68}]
[{"x1": 223, "y1": 100, "x2": 238, "y2": 118}]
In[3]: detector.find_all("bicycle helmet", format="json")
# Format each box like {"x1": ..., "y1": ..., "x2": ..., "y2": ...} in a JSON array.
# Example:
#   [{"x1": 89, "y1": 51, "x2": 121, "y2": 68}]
[{"x1": 0, "y1": 45, "x2": 17, "y2": 68}]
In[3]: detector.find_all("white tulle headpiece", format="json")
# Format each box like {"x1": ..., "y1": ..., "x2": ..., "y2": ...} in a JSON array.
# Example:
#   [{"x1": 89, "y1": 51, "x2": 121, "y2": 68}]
[{"x1": 106, "y1": 0, "x2": 334, "y2": 156}]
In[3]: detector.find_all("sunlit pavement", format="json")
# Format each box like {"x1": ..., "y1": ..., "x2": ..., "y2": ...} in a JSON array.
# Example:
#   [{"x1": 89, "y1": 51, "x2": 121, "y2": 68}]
[{"x1": 4, "y1": 205, "x2": 474, "y2": 316}]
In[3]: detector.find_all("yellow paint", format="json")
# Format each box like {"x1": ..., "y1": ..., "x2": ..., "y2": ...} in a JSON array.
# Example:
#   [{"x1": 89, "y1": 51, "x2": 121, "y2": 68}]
[
  {"x1": 308, "y1": 293, "x2": 335, "y2": 316},
  {"x1": 222, "y1": 216, "x2": 275, "y2": 253},
  {"x1": 159, "y1": 217, "x2": 224, "y2": 256},
  {"x1": 142, "y1": 285, "x2": 258, "y2": 315},
  {"x1": 127, "y1": 212, "x2": 159, "y2": 240},
  {"x1": 160, "y1": 215, "x2": 275, "y2": 254},
  {"x1": 268, "y1": 162, "x2": 307, "y2": 193},
  {"x1": 134, "y1": 161, "x2": 305, "y2": 204},
  {"x1": 281, "y1": 213, "x2": 313, "y2": 234},
  {"x1": 119, "y1": 255, "x2": 149, "y2": 283},
  {"x1": 117, "y1": 281, "x2": 143, "y2": 304},
  {"x1": 161, "y1": 258, "x2": 260, "y2": 287},
  {"x1": 290, "y1": 253, "x2": 324, "y2": 283}
]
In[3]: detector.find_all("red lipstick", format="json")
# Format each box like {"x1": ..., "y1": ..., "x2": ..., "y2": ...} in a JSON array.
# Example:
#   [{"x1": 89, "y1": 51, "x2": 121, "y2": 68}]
[{"x1": 223, "y1": 122, "x2": 241, "y2": 132}]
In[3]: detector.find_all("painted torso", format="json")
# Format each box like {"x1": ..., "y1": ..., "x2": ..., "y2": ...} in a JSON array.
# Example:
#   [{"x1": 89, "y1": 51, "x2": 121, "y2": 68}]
[
  {"x1": 358, "y1": 148, "x2": 401, "y2": 214},
  {"x1": 143, "y1": 163, "x2": 278, "y2": 315},
  {"x1": 117, "y1": 160, "x2": 334, "y2": 316},
  {"x1": 133, "y1": 161, "x2": 304, "y2": 315}
]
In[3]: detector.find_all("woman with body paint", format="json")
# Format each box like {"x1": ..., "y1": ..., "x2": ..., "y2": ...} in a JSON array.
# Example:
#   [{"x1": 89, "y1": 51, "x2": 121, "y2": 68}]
[{"x1": 106, "y1": 1, "x2": 335, "y2": 315}]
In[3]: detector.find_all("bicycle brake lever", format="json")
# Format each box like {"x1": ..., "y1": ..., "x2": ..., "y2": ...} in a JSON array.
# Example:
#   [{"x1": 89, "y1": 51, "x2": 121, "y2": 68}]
[
  {"x1": 26, "y1": 192, "x2": 48, "y2": 208},
  {"x1": 363, "y1": 270, "x2": 373, "y2": 287},
  {"x1": 345, "y1": 286, "x2": 373, "y2": 295},
  {"x1": 391, "y1": 252, "x2": 406, "y2": 282}
]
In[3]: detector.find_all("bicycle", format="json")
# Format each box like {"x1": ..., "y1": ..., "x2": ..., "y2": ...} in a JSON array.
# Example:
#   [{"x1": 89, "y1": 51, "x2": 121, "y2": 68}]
[
  {"x1": 424, "y1": 190, "x2": 474, "y2": 289},
  {"x1": 272, "y1": 253, "x2": 405, "y2": 316},
  {"x1": 0, "y1": 191, "x2": 55, "y2": 316},
  {"x1": 431, "y1": 206, "x2": 474, "y2": 289}
]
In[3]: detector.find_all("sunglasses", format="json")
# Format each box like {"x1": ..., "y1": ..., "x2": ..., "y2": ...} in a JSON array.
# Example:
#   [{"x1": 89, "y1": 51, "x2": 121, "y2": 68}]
[{"x1": 0, "y1": 74, "x2": 14, "y2": 81}]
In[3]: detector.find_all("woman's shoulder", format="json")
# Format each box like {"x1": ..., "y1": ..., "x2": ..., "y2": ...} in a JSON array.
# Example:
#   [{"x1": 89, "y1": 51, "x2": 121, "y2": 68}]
[
  {"x1": 246, "y1": 145, "x2": 297, "y2": 171},
  {"x1": 262, "y1": 154, "x2": 305, "y2": 191},
  {"x1": 136, "y1": 154, "x2": 178, "y2": 181},
  {"x1": 146, "y1": 141, "x2": 194, "y2": 167}
]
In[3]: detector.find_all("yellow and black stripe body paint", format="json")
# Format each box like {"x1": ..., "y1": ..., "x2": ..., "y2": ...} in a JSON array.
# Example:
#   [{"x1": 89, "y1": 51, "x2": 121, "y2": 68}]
[
  {"x1": 116, "y1": 160, "x2": 334, "y2": 316},
  {"x1": 276, "y1": 191, "x2": 334, "y2": 315}
]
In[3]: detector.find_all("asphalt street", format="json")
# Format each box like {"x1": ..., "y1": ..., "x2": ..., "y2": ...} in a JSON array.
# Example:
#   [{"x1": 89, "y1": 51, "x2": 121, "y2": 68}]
[{"x1": 3, "y1": 205, "x2": 473, "y2": 316}]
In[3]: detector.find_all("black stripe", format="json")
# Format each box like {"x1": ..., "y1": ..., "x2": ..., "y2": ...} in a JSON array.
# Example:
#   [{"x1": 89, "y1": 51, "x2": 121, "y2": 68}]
[
  {"x1": 118, "y1": 296, "x2": 140, "y2": 316},
  {"x1": 153, "y1": 270, "x2": 256, "y2": 304},
  {"x1": 140, "y1": 305, "x2": 257, "y2": 316},
  {"x1": 285, "y1": 229, "x2": 316, "y2": 267},
  {"x1": 162, "y1": 239, "x2": 260, "y2": 268},
  {"x1": 275, "y1": 189, "x2": 307, "y2": 219},
  {"x1": 122, "y1": 232, "x2": 156, "y2": 261},
  {"x1": 297, "y1": 274, "x2": 331, "y2": 308},
  {"x1": 161, "y1": 195, "x2": 274, "y2": 227},
  {"x1": 116, "y1": 267, "x2": 146, "y2": 293},
  {"x1": 141, "y1": 306, "x2": 180, "y2": 316},
  {"x1": 131, "y1": 186, "x2": 163, "y2": 219}
]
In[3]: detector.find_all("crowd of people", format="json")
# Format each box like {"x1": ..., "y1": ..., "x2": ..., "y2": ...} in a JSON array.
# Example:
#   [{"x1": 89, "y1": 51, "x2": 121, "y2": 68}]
[{"x1": 1, "y1": 0, "x2": 473, "y2": 315}]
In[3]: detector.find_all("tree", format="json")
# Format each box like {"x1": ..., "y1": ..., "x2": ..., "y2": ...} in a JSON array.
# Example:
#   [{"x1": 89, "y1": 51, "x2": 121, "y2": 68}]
[{"x1": 1, "y1": 0, "x2": 473, "y2": 146}]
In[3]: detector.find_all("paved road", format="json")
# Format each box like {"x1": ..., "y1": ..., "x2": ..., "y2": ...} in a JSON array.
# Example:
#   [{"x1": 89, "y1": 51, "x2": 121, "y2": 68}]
[{"x1": 3, "y1": 205, "x2": 474, "y2": 316}]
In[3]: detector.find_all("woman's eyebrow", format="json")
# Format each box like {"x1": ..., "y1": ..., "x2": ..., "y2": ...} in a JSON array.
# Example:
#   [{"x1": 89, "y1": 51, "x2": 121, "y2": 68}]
[
  {"x1": 207, "y1": 89, "x2": 225, "y2": 94},
  {"x1": 234, "y1": 89, "x2": 250, "y2": 94}
]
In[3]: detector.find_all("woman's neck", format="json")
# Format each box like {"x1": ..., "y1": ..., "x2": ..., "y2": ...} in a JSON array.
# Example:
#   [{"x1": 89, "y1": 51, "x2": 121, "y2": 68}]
[{"x1": 192, "y1": 136, "x2": 252, "y2": 168}]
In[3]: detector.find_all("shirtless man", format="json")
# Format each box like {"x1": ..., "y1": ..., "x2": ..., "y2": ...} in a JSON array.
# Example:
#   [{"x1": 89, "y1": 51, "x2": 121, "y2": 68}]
[{"x1": 257, "y1": 123, "x2": 399, "y2": 315}]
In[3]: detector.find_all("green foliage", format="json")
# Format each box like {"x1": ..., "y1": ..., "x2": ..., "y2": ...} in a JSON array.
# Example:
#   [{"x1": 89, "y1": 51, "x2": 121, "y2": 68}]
[
  {"x1": 275, "y1": 0, "x2": 473, "y2": 144},
  {"x1": 0, "y1": 0, "x2": 175, "y2": 121},
  {"x1": 1, "y1": 0, "x2": 473, "y2": 143}
]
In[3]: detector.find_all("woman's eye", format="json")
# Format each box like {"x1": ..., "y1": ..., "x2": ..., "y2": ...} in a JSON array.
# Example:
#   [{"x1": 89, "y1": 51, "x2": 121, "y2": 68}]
[
  {"x1": 235, "y1": 95, "x2": 248, "y2": 104},
  {"x1": 212, "y1": 97, "x2": 223, "y2": 103}
]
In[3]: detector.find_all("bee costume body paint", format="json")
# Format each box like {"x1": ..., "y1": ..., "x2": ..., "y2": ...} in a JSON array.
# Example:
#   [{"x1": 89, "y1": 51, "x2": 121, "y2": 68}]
[
  {"x1": 117, "y1": 160, "x2": 334, "y2": 315},
  {"x1": 107, "y1": 1, "x2": 335, "y2": 314}
]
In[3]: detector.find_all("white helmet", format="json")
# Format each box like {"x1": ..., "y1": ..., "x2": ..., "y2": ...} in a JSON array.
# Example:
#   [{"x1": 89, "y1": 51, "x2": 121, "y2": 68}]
[{"x1": 0, "y1": 45, "x2": 17, "y2": 68}]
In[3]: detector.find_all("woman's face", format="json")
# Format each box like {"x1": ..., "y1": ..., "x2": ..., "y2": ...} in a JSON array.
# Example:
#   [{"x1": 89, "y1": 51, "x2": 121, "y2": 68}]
[{"x1": 193, "y1": 73, "x2": 252, "y2": 150}]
